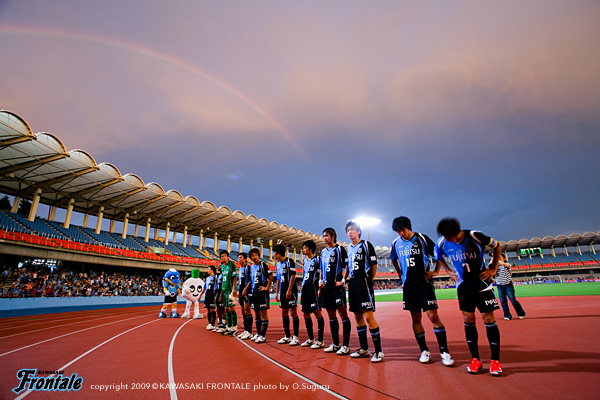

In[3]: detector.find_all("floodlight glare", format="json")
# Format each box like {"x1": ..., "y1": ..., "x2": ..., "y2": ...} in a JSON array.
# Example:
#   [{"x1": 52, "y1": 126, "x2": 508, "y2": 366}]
[{"x1": 353, "y1": 217, "x2": 381, "y2": 228}]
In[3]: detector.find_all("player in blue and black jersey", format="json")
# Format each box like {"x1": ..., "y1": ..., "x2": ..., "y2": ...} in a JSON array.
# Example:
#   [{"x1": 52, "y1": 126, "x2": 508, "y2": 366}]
[
  {"x1": 242, "y1": 248, "x2": 273, "y2": 343},
  {"x1": 213, "y1": 266, "x2": 226, "y2": 333},
  {"x1": 299, "y1": 240, "x2": 325, "y2": 349},
  {"x1": 199, "y1": 266, "x2": 217, "y2": 330},
  {"x1": 273, "y1": 244, "x2": 300, "y2": 346},
  {"x1": 237, "y1": 252, "x2": 254, "y2": 340},
  {"x1": 319, "y1": 227, "x2": 352, "y2": 355},
  {"x1": 433, "y1": 218, "x2": 503, "y2": 376},
  {"x1": 344, "y1": 221, "x2": 383, "y2": 363},
  {"x1": 390, "y1": 216, "x2": 453, "y2": 366}
]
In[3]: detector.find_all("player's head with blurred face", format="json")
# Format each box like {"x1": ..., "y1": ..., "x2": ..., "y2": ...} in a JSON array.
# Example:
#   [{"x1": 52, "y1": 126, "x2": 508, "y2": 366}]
[
  {"x1": 273, "y1": 244, "x2": 286, "y2": 262},
  {"x1": 323, "y1": 228, "x2": 337, "y2": 246},
  {"x1": 302, "y1": 240, "x2": 316, "y2": 256},
  {"x1": 392, "y1": 216, "x2": 413, "y2": 240},
  {"x1": 345, "y1": 221, "x2": 361, "y2": 243},
  {"x1": 249, "y1": 248, "x2": 261, "y2": 264},
  {"x1": 437, "y1": 218, "x2": 461, "y2": 242}
]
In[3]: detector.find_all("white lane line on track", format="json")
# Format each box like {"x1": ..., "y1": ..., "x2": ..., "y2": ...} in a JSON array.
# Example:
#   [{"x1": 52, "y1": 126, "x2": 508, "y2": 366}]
[
  {"x1": 0, "y1": 313, "x2": 153, "y2": 357},
  {"x1": 168, "y1": 319, "x2": 193, "y2": 400},
  {"x1": 0, "y1": 311, "x2": 156, "y2": 339},
  {"x1": 237, "y1": 339, "x2": 348, "y2": 400},
  {"x1": 0, "y1": 310, "x2": 152, "y2": 331},
  {"x1": 13, "y1": 318, "x2": 159, "y2": 400}
]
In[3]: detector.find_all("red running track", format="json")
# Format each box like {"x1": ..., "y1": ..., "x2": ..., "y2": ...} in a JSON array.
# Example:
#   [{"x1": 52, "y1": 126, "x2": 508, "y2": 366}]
[{"x1": 1, "y1": 296, "x2": 600, "y2": 400}]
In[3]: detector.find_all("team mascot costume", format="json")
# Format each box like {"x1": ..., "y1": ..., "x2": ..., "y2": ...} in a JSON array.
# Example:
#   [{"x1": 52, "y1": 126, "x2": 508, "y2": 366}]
[
  {"x1": 159, "y1": 268, "x2": 181, "y2": 318},
  {"x1": 181, "y1": 269, "x2": 205, "y2": 319}
]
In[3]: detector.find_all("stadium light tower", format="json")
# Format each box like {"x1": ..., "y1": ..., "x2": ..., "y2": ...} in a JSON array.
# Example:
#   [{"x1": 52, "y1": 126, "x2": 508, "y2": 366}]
[{"x1": 353, "y1": 216, "x2": 381, "y2": 243}]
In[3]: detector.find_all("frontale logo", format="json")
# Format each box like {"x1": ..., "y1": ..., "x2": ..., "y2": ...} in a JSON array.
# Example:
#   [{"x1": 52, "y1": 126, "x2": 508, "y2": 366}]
[{"x1": 12, "y1": 369, "x2": 83, "y2": 394}]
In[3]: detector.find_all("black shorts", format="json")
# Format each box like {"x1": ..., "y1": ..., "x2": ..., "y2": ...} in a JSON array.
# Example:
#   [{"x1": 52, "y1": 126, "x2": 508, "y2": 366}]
[
  {"x1": 204, "y1": 292, "x2": 216, "y2": 309},
  {"x1": 319, "y1": 285, "x2": 346, "y2": 310},
  {"x1": 300, "y1": 284, "x2": 320, "y2": 313},
  {"x1": 457, "y1": 281, "x2": 499, "y2": 313},
  {"x1": 252, "y1": 291, "x2": 270, "y2": 311},
  {"x1": 215, "y1": 290, "x2": 224, "y2": 309},
  {"x1": 163, "y1": 294, "x2": 178, "y2": 304},
  {"x1": 348, "y1": 278, "x2": 375, "y2": 313},
  {"x1": 403, "y1": 282, "x2": 438, "y2": 312},
  {"x1": 279, "y1": 284, "x2": 298, "y2": 309}
]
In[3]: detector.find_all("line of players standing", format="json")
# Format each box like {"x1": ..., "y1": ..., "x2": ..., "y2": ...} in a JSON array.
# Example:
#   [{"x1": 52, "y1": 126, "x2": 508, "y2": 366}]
[{"x1": 197, "y1": 217, "x2": 505, "y2": 374}]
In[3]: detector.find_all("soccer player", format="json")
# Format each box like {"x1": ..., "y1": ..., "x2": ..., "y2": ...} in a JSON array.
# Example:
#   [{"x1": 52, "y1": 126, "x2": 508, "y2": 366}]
[
  {"x1": 299, "y1": 240, "x2": 325, "y2": 349},
  {"x1": 434, "y1": 217, "x2": 503, "y2": 376},
  {"x1": 218, "y1": 250, "x2": 238, "y2": 336},
  {"x1": 199, "y1": 266, "x2": 217, "y2": 330},
  {"x1": 213, "y1": 266, "x2": 226, "y2": 333},
  {"x1": 273, "y1": 244, "x2": 300, "y2": 346},
  {"x1": 237, "y1": 252, "x2": 254, "y2": 340},
  {"x1": 319, "y1": 228, "x2": 352, "y2": 355},
  {"x1": 242, "y1": 248, "x2": 273, "y2": 343},
  {"x1": 344, "y1": 221, "x2": 383, "y2": 363},
  {"x1": 390, "y1": 216, "x2": 454, "y2": 366}
]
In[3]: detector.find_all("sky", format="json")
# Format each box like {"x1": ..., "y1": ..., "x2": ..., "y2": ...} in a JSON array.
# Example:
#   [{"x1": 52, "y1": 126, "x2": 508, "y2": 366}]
[{"x1": 1, "y1": 0, "x2": 599, "y2": 248}]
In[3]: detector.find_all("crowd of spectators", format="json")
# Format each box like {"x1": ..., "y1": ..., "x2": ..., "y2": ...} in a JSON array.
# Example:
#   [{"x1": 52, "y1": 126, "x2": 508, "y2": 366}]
[{"x1": 1, "y1": 264, "x2": 162, "y2": 298}]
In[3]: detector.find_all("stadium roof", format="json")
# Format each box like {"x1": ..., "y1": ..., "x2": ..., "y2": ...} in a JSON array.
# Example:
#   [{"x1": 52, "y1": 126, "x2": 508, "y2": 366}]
[
  {"x1": 374, "y1": 231, "x2": 600, "y2": 258},
  {"x1": 0, "y1": 110, "x2": 321, "y2": 250}
]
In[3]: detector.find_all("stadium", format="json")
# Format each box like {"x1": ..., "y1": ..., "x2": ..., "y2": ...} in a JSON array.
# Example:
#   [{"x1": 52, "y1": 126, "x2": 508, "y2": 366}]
[{"x1": 1, "y1": 110, "x2": 599, "y2": 399}]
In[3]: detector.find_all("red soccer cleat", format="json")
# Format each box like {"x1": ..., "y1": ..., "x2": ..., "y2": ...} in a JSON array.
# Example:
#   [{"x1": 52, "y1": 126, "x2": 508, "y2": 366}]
[
  {"x1": 467, "y1": 358, "x2": 483, "y2": 374},
  {"x1": 489, "y1": 360, "x2": 503, "y2": 376}
]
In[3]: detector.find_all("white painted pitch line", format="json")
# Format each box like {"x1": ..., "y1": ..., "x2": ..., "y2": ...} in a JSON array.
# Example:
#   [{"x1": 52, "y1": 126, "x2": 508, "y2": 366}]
[
  {"x1": 0, "y1": 311, "x2": 156, "y2": 340},
  {"x1": 237, "y1": 338, "x2": 349, "y2": 400},
  {"x1": 0, "y1": 309, "x2": 152, "y2": 331},
  {"x1": 168, "y1": 319, "x2": 193, "y2": 400},
  {"x1": 13, "y1": 319, "x2": 159, "y2": 400},
  {"x1": 0, "y1": 313, "x2": 153, "y2": 357}
]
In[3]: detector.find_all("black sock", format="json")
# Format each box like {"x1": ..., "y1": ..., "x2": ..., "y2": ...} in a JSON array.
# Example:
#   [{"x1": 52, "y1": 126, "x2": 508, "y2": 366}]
[
  {"x1": 292, "y1": 317, "x2": 300, "y2": 337},
  {"x1": 342, "y1": 318, "x2": 351, "y2": 347},
  {"x1": 464, "y1": 322, "x2": 479, "y2": 359},
  {"x1": 261, "y1": 320, "x2": 269, "y2": 337},
  {"x1": 317, "y1": 317, "x2": 324, "y2": 342},
  {"x1": 305, "y1": 317, "x2": 314, "y2": 340},
  {"x1": 357, "y1": 325, "x2": 369, "y2": 350},
  {"x1": 434, "y1": 326, "x2": 449, "y2": 353},
  {"x1": 330, "y1": 318, "x2": 340, "y2": 346},
  {"x1": 210, "y1": 311, "x2": 216, "y2": 326},
  {"x1": 283, "y1": 316, "x2": 290, "y2": 338},
  {"x1": 415, "y1": 331, "x2": 429, "y2": 352},
  {"x1": 485, "y1": 322, "x2": 501, "y2": 361},
  {"x1": 244, "y1": 315, "x2": 253, "y2": 333},
  {"x1": 370, "y1": 327, "x2": 382, "y2": 353},
  {"x1": 255, "y1": 318, "x2": 263, "y2": 336}
]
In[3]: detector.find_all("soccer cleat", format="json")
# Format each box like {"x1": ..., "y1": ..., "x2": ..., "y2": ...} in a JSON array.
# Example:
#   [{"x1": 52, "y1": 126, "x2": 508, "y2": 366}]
[
  {"x1": 518, "y1": 316, "x2": 525, "y2": 320},
  {"x1": 251, "y1": 333, "x2": 259, "y2": 341},
  {"x1": 419, "y1": 350, "x2": 431, "y2": 364},
  {"x1": 277, "y1": 336, "x2": 292, "y2": 344},
  {"x1": 255, "y1": 335, "x2": 266, "y2": 343},
  {"x1": 489, "y1": 360, "x2": 503, "y2": 376},
  {"x1": 324, "y1": 344, "x2": 341, "y2": 353},
  {"x1": 467, "y1": 358, "x2": 483, "y2": 374},
  {"x1": 504, "y1": 317, "x2": 512, "y2": 320},
  {"x1": 205, "y1": 324, "x2": 214, "y2": 330},
  {"x1": 289, "y1": 336, "x2": 299, "y2": 346},
  {"x1": 350, "y1": 348, "x2": 370, "y2": 358},
  {"x1": 301, "y1": 339, "x2": 315, "y2": 347},
  {"x1": 169, "y1": 312, "x2": 180, "y2": 318},
  {"x1": 441, "y1": 352, "x2": 455, "y2": 366},
  {"x1": 371, "y1": 351, "x2": 384, "y2": 363},
  {"x1": 311, "y1": 341, "x2": 324, "y2": 349},
  {"x1": 336, "y1": 345, "x2": 351, "y2": 356},
  {"x1": 159, "y1": 311, "x2": 167, "y2": 319}
]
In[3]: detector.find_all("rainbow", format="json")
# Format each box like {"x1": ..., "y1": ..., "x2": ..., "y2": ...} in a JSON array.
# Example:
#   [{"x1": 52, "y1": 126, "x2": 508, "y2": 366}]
[{"x1": 0, "y1": 24, "x2": 310, "y2": 162}]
